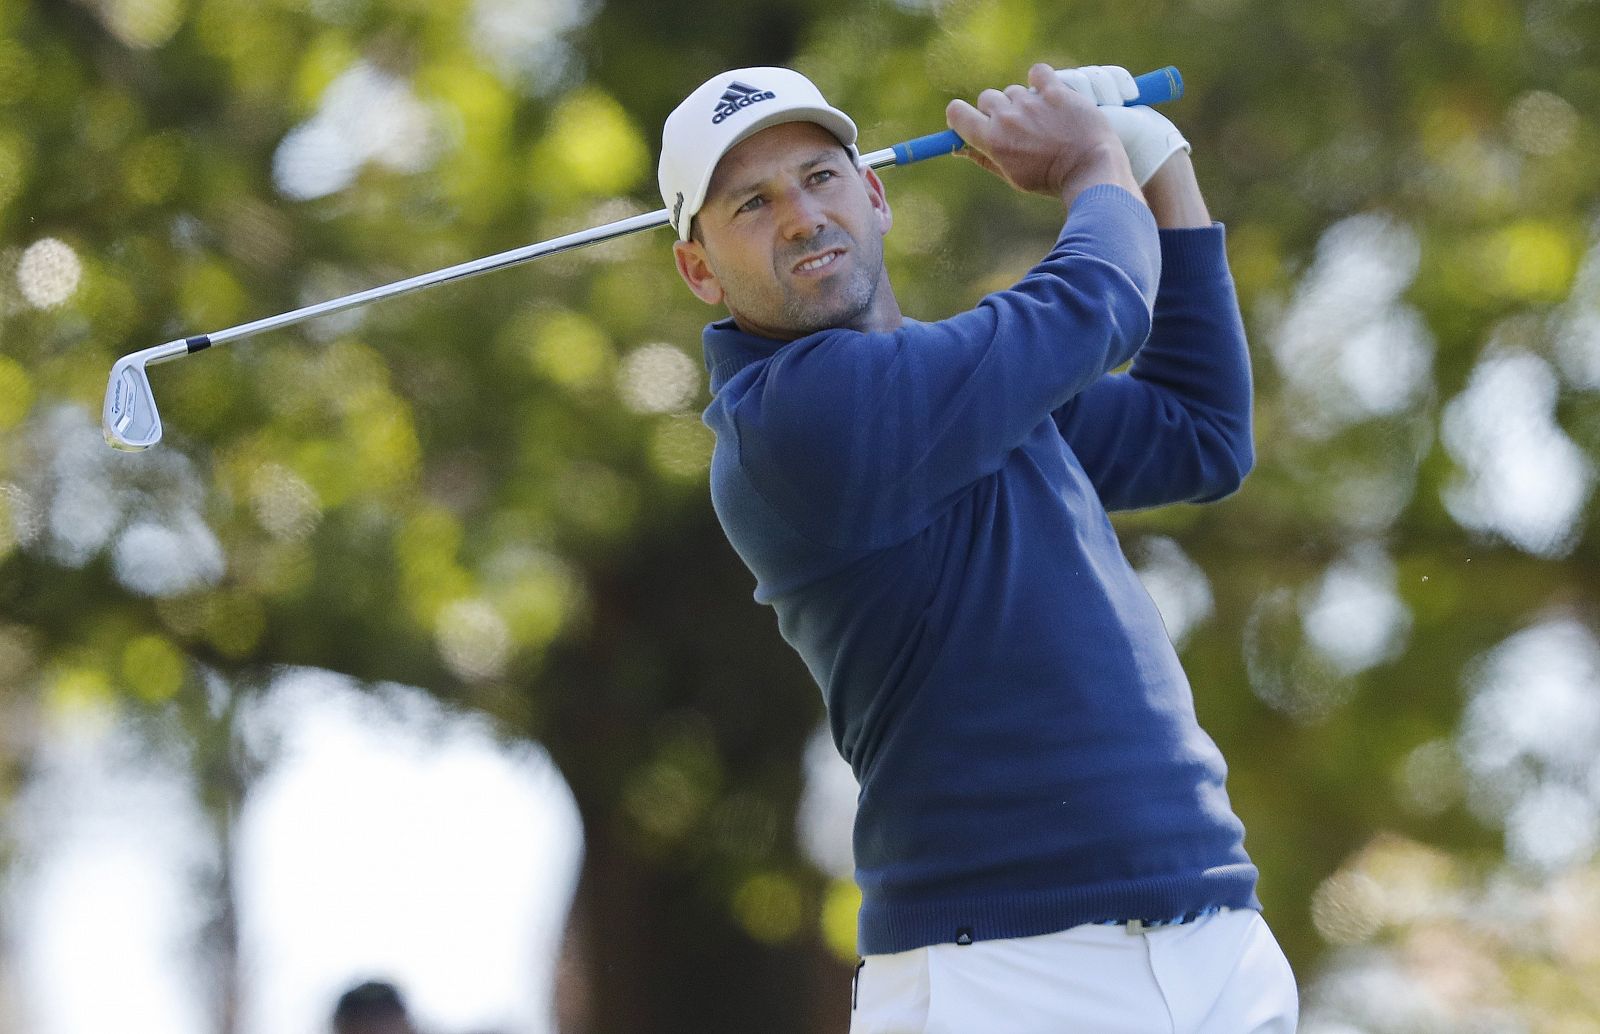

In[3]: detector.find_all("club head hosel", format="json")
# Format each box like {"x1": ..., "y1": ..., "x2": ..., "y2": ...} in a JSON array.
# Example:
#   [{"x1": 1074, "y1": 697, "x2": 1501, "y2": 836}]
[{"x1": 139, "y1": 338, "x2": 198, "y2": 366}]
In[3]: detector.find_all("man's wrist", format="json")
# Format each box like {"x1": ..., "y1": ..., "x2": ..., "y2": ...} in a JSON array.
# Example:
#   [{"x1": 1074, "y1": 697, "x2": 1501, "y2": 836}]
[
  {"x1": 1058, "y1": 142, "x2": 1143, "y2": 208},
  {"x1": 1142, "y1": 151, "x2": 1210, "y2": 228}
]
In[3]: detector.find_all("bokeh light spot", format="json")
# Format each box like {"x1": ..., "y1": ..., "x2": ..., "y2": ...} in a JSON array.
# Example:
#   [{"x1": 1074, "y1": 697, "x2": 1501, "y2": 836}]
[
  {"x1": 732, "y1": 872, "x2": 804, "y2": 945},
  {"x1": 1442, "y1": 350, "x2": 1593, "y2": 557},
  {"x1": 1396, "y1": 739, "x2": 1463, "y2": 818},
  {"x1": 1133, "y1": 537, "x2": 1214, "y2": 650},
  {"x1": 1505, "y1": 90, "x2": 1579, "y2": 156},
  {"x1": 1243, "y1": 587, "x2": 1359, "y2": 724},
  {"x1": 1458, "y1": 619, "x2": 1600, "y2": 871},
  {"x1": 396, "y1": 507, "x2": 472, "y2": 624},
  {"x1": 624, "y1": 759, "x2": 705, "y2": 843},
  {"x1": 274, "y1": 62, "x2": 439, "y2": 201},
  {"x1": 470, "y1": 0, "x2": 595, "y2": 92},
  {"x1": 346, "y1": 397, "x2": 421, "y2": 490},
  {"x1": 1311, "y1": 868, "x2": 1387, "y2": 946},
  {"x1": 1483, "y1": 221, "x2": 1577, "y2": 302},
  {"x1": 112, "y1": 516, "x2": 226, "y2": 599},
  {"x1": 249, "y1": 464, "x2": 322, "y2": 542},
  {"x1": 617, "y1": 343, "x2": 700, "y2": 415},
  {"x1": 121, "y1": 635, "x2": 186, "y2": 704},
  {"x1": 435, "y1": 599, "x2": 512, "y2": 682},
  {"x1": 17, "y1": 238, "x2": 83, "y2": 309},
  {"x1": 527, "y1": 309, "x2": 611, "y2": 389},
  {"x1": 930, "y1": 0, "x2": 1037, "y2": 84},
  {"x1": 820, "y1": 878, "x2": 861, "y2": 961},
  {"x1": 1299, "y1": 545, "x2": 1411, "y2": 675},
  {"x1": 44, "y1": 666, "x2": 115, "y2": 725},
  {"x1": 493, "y1": 568, "x2": 568, "y2": 649},
  {"x1": 1269, "y1": 214, "x2": 1433, "y2": 437},
  {"x1": 623, "y1": 724, "x2": 721, "y2": 848},
  {"x1": 96, "y1": 0, "x2": 187, "y2": 50},
  {"x1": 648, "y1": 417, "x2": 714, "y2": 480},
  {"x1": 528, "y1": 88, "x2": 648, "y2": 200}
]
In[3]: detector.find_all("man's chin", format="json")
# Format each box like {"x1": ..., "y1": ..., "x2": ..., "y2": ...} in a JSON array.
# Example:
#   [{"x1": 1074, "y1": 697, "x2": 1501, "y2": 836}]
[
  {"x1": 783, "y1": 303, "x2": 870, "y2": 337},
  {"x1": 783, "y1": 283, "x2": 876, "y2": 334}
]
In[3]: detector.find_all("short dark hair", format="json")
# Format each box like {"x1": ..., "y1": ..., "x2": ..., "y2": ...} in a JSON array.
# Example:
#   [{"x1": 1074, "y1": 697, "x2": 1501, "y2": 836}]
[{"x1": 332, "y1": 981, "x2": 410, "y2": 1032}]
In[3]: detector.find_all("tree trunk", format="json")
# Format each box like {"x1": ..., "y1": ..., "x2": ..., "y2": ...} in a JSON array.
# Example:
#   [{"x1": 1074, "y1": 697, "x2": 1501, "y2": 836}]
[
  {"x1": 555, "y1": 811, "x2": 852, "y2": 1034},
  {"x1": 541, "y1": 511, "x2": 853, "y2": 1032}
]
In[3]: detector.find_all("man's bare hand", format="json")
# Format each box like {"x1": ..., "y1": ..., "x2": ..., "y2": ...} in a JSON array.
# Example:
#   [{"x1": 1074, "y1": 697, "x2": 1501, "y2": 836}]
[{"x1": 946, "y1": 63, "x2": 1141, "y2": 207}]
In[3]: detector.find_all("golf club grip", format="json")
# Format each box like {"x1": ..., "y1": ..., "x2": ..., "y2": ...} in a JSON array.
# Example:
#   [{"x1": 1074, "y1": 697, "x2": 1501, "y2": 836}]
[{"x1": 888, "y1": 65, "x2": 1182, "y2": 167}]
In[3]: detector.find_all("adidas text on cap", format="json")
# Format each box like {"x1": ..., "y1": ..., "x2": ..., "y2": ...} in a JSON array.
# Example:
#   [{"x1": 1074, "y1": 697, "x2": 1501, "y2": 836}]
[{"x1": 659, "y1": 67, "x2": 859, "y2": 241}]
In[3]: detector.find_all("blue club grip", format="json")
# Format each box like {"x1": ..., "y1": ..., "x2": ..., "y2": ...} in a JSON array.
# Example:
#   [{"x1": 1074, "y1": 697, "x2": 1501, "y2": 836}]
[{"x1": 888, "y1": 65, "x2": 1183, "y2": 166}]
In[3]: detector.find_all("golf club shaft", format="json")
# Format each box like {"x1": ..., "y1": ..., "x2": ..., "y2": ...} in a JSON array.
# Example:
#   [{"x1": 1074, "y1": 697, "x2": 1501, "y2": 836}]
[
  {"x1": 171, "y1": 208, "x2": 672, "y2": 360},
  {"x1": 139, "y1": 64, "x2": 1182, "y2": 366}
]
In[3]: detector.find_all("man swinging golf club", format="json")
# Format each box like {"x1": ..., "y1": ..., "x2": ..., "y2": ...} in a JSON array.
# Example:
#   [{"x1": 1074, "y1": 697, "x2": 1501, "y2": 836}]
[{"x1": 659, "y1": 62, "x2": 1299, "y2": 1031}]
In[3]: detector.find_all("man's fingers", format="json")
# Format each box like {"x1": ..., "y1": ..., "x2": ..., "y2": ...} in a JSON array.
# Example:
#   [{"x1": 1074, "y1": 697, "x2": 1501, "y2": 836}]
[
  {"x1": 1055, "y1": 68, "x2": 1091, "y2": 99},
  {"x1": 960, "y1": 145, "x2": 1002, "y2": 177},
  {"x1": 1078, "y1": 66, "x2": 1122, "y2": 106},
  {"x1": 1105, "y1": 66, "x2": 1139, "y2": 103},
  {"x1": 1055, "y1": 65, "x2": 1138, "y2": 106},
  {"x1": 945, "y1": 99, "x2": 1004, "y2": 177},
  {"x1": 974, "y1": 88, "x2": 1007, "y2": 116},
  {"x1": 946, "y1": 98, "x2": 991, "y2": 144},
  {"x1": 1028, "y1": 63, "x2": 1060, "y2": 95}
]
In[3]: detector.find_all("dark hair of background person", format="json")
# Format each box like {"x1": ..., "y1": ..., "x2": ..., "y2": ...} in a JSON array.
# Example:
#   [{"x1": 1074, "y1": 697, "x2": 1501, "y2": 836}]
[{"x1": 332, "y1": 980, "x2": 417, "y2": 1034}]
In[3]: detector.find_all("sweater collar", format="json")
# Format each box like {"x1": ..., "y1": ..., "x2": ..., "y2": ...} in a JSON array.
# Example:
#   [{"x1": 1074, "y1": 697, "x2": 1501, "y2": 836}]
[
  {"x1": 702, "y1": 317, "x2": 794, "y2": 391},
  {"x1": 701, "y1": 316, "x2": 921, "y2": 391}
]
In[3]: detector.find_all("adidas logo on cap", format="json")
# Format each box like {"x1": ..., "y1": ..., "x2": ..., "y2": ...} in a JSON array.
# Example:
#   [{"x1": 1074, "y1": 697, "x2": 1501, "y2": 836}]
[{"x1": 711, "y1": 81, "x2": 777, "y2": 124}]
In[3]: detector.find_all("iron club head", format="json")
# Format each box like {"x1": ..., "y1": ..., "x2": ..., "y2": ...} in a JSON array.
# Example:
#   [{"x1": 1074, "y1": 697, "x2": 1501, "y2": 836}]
[{"x1": 103, "y1": 340, "x2": 188, "y2": 451}]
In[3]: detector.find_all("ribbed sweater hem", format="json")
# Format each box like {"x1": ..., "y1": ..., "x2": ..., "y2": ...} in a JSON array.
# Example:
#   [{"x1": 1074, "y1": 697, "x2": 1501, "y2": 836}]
[
  {"x1": 1157, "y1": 221, "x2": 1229, "y2": 282},
  {"x1": 857, "y1": 864, "x2": 1262, "y2": 956},
  {"x1": 1069, "y1": 183, "x2": 1159, "y2": 236}
]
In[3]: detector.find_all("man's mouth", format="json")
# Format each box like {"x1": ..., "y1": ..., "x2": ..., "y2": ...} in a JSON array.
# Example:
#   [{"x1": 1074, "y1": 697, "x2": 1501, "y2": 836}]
[{"x1": 792, "y1": 249, "x2": 846, "y2": 275}]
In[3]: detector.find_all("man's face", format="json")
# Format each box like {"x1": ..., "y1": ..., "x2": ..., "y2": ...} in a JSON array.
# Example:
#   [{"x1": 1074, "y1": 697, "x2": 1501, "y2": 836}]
[{"x1": 673, "y1": 121, "x2": 894, "y2": 340}]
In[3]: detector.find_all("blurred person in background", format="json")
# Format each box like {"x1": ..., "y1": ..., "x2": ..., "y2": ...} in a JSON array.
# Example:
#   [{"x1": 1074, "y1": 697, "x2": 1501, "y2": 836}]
[{"x1": 331, "y1": 980, "x2": 419, "y2": 1034}]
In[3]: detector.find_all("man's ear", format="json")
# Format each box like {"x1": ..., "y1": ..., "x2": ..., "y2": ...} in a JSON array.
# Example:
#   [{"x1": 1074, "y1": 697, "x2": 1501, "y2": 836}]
[
  {"x1": 674, "y1": 238, "x2": 725, "y2": 306},
  {"x1": 862, "y1": 166, "x2": 892, "y2": 236}
]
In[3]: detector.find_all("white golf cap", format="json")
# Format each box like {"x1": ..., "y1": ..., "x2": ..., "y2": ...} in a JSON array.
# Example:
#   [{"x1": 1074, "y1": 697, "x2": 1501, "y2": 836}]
[{"x1": 658, "y1": 66, "x2": 858, "y2": 241}]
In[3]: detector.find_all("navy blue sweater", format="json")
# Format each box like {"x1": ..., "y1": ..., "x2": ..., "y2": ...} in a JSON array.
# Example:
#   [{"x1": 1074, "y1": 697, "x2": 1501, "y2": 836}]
[{"x1": 700, "y1": 185, "x2": 1260, "y2": 955}]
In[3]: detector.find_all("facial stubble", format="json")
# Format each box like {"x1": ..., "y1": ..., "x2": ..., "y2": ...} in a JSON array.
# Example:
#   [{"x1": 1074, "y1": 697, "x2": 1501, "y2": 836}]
[{"x1": 710, "y1": 220, "x2": 888, "y2": 339}]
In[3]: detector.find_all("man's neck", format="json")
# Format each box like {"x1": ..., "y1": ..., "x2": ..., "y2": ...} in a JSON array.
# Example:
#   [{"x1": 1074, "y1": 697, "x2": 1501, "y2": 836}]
[{"x1": 728, "y1": 272, "x2": 904, "y2": 341}]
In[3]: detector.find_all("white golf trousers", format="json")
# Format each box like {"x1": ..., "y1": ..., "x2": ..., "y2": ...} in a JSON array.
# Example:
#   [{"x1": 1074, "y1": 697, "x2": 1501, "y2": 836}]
[{"x1": 849, "y1": 908, "x2": 1298, "y2": 1034}]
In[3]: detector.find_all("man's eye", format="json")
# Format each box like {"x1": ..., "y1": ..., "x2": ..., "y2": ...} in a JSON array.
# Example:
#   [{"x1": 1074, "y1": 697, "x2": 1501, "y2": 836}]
[
  {"x1": 737, "y1": 195, "x2": 765, "y2": 214},
  {"x1": 811, "y1": 170, "x2": 836, "y2": 184}
]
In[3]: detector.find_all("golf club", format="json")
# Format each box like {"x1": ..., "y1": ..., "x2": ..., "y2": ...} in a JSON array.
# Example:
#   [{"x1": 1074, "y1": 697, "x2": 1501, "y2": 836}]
[{"x1": 103, "y1": 66, "x2": 1181, "y2": 451}]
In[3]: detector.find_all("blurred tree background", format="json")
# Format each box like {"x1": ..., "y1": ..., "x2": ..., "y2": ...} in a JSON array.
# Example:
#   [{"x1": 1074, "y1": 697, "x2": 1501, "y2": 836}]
[{"x1": 2, "y1": 0, "x2": 1599, "y2": 1031}]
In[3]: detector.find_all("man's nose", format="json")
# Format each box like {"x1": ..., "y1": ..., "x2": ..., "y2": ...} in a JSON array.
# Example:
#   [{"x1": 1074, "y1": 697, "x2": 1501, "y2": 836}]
[{"x1": 776, "y1": 188, "x2": 827, "y2": 241}]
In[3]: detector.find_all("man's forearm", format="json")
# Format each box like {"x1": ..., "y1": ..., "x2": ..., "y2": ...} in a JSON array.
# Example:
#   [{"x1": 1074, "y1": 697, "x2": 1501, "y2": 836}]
[{"x1": 1142, "y1": 151, "x2": 1211, "y2": 229}]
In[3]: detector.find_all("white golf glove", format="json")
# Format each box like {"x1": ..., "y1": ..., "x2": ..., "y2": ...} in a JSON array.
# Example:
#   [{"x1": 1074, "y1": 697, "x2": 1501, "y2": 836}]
[
  {"x1": 1054, "y1": 64, "x2": 1139, "y2": 107},
  {"x1": 1055, "y1": 64, "x2": 1191, "y2": 186}
]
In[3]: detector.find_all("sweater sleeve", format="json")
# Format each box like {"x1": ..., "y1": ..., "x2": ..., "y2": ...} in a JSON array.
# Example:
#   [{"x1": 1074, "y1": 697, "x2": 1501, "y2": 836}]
[
  {"x1": 1050, "y1": 222, "x2": 1254, "y2": 511},
  {"x1": 735, "y1": 184, "x2": 1160, "y2": 549}
]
